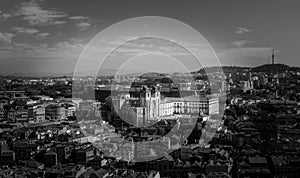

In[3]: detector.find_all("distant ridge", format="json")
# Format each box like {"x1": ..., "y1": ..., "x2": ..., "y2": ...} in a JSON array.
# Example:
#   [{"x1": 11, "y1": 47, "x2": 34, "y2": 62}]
[
  {"x1": 193, "y1": 64, "x2": 300, "y2": 74},
  {"x1": 193, "y1": 66, "x2": 251, "y2": 74},
  {"x1": 1, "y1": 64, "x2": 300, "y2": 79},
  {"x1": 252, "y1": 63, "x2": 290, "y2": 72}
]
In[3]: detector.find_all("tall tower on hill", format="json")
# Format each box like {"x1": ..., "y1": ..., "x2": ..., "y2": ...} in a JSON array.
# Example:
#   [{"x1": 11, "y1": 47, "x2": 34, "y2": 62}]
[{"x1": 272, "y1": 49, "x2": 275, "y2": 65}]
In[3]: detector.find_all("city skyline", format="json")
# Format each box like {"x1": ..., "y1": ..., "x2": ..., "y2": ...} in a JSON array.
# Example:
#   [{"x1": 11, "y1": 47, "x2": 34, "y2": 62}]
[
  {"x1": 0, "y1": 0, "x2": 300, "y2": 75},
  {"x1": 1, "y1": 1, "x2": 300, "y2": 177}
]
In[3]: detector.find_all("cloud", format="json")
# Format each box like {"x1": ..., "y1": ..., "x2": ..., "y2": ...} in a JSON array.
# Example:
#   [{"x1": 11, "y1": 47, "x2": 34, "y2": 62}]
[
  {"x1": 52, "y1": 20, "x2": 66, "y2": 25},
  {"x1": 12, "y1": 27, "x2": 39, "y2": 34},
  {"x1": 75, "y1": 21, "x2": 92, "y2": 31},
  {"x1": 0, "y1": 11, "x2": 12, "y2": 22},
  {"x1": 235, "y1": 27, "x2": 253, "y2": 34},
  {"x1": 0, "y1": 39, "x2": 86, "y2": 69},
  {"x1": 69, "y1": 15, "x2": 94, "y2": 31},
  {"x1": 233, "y1": 40, "x2": 249, "y2": 48},
  {"x1": 13, "y1": 42, "x2": 48, "y2": 52},
  {"x1": 37, "y1": 32, "x2": 50, "y2": 40},
  {"x1": 0, "y1": 32, "x2": 15, "y2": 44},
  {"x1": 12, "y1": 27, "x2": 50, "y2": 40},
  {"x1": 69, "y1": 16, "x2": 90, "y2": 20},
  {"x1": 15, "y1": 0, "x2": 67, "y2": 26},
  {"x1": 54, "y1": 40, "x2": 85, "y2": 50}
]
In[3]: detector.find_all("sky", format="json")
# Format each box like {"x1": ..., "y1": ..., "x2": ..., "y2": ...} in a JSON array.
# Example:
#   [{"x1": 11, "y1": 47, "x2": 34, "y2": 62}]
[{"x1": 0, "y1": 0, "x2": 300, "y2": 76}]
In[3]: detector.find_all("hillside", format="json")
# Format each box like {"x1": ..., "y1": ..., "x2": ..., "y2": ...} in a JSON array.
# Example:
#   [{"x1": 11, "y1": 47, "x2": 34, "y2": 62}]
[{"x1": 251, "y1": 63, "x2": 290, "y2": 72}]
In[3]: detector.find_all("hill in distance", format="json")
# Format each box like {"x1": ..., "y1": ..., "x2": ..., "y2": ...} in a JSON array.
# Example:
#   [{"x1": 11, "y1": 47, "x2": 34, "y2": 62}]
[{"x1": 194, "y1": 63, "x2": 300, "y2": 74}]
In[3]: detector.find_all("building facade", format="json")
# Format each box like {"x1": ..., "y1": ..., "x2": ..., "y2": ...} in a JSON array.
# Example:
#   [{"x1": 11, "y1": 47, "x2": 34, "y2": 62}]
[{"x1": 106, "y1": 86, "x2": 220, "y2": 127}]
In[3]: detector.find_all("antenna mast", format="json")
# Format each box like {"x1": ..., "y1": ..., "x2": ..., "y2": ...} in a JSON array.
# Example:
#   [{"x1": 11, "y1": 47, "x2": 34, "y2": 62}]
[{"x1": 272, "y1": 49, "x2": 275, "y2": 65}]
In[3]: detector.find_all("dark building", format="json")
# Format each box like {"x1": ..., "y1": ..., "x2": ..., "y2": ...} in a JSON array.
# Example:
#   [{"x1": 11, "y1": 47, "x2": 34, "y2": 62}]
[
  {"x1": 55, "y1": 144, "x2": 66, "y2": 163},
  {"x1": 44, "y1": 150, "x2": 57, "y2": 167},
  {"x1": 13, "y1": 140, "x2": 38, "y2": 161},
  {"x1": 0, "y1": 140, "x2": 15, "y2": 166},
  {"x1": 71, "y1": 146, "x2": 95, "y2": 165}
]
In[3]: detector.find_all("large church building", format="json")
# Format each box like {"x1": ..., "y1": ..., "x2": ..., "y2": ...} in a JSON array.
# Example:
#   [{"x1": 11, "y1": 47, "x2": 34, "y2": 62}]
[{"x1": 106, "y1": 86, "x2": 219, "y2": 127}]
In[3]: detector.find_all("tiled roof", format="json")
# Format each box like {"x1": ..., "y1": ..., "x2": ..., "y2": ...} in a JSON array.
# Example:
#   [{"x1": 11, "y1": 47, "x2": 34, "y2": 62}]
[{"x1": 44, "y1": 150, "x2": 57, "y2": 156}]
